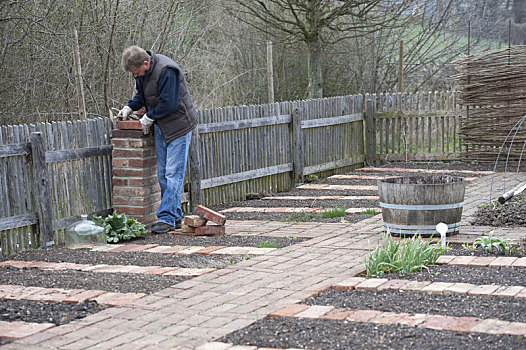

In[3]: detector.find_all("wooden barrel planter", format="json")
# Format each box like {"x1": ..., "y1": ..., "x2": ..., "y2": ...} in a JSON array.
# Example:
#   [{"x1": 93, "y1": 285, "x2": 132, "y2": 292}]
[{"x1": 378, "y1": 175, "x2": 466, "y2": 236}]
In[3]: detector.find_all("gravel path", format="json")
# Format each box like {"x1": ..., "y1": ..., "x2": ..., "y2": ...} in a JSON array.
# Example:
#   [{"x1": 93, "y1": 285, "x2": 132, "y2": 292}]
[{"x1": 221, "y1": 317, "x2": 526, "y2": 350}]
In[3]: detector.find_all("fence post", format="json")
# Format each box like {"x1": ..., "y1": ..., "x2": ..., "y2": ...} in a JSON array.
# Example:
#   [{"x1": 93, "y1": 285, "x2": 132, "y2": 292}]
[
  {"x1": 292, "y1": 107, "x2": 304, "y2": 184},
  {"x1": 365, "y1": 97, "x2": 377, "y2": 166},
  {"x1": 30, "y1": 132, "x2": 54, "y2": 247},
  {"x1": 189, "y1": 130, "x2": 202, "y2": 212}
]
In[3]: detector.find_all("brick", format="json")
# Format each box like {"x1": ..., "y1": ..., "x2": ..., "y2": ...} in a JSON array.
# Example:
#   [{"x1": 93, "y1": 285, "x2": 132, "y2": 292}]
[
  {"x1": 371, "y1": 312, "x2": 409, "y2": 324},
  {"x1": 435, "y1": 255, "x2": 456, "y2": 265},
  {"x1": 444, "y1": 283, "x2": 477, "y2": 295},
  {"x1": 143, "y1": 267, "x2": 179, "y2": 275},
  {"x1": 396, "y1": 313, "x2": 428, "y2": 327},
  {"x1": 332, "y1": 277, "x2": 367, "y2": 291},
  {"x1": 194, "y1": 246, "x2": 227, "y2": 255},
  {"x1": 195, "y1": 205, "x2": 227, "y2": 225},
  {"x1": 269, "y1": 304, "x2": 309, "y2": 317},
  {"x1": 421, "y1": 282, "x2": 455, "y2": 295},
  {"x1": 195, "y1": 225, "x2": 226, "y2": 236},
  {"x1": 181, "y1": 223, "x2": 196, "y2": 233},
  {"x1": 117, "y1": 120, "x2": 142, "y2": 130},
  {"x1": 467, "y1": 284, "x2": 501, "y2": 297},
  {"x1": 489, "y1": 256, "x2": 518, "y2": 267},
  {"x1": 470, "y1": 319, "x2": 511, "y2": 334},
  {"x1": 355, "y1": 278, "x2": 388, "y2": 290},
  {"x1": 516, "y1": 289, "x2": 526, "y2": 300},
  {"x1": 491, "y1": 285, "x2": 524, "y2": 298},
  {"x1": 511, "y1": 257, "x2": 526, "y2": 267},
  {"x1": 320, "y1": 308, "x2": 354, "y2": 320},
  {"x1": 469, "y1": 257, "x2": 496, "y2": 267},
  {"x1": 443, "y1": 316, "x2": 482, "y2": 333},
  {"x1": 399, "y1": 281, "x2": 431, "y2": 292},
  {"x1": 63, "y1": 290, "x2": 107, "y2": 304},
  {"x1": 294, "y1": 305, "x2": 335, "y2": 318},
  {"x1": 449, "y1": 256, "x2": 475, "y2": 266},
  {"x1": 346, "y1": 310, "x2": 383, "y2": 323},
  {"x1": 94, "y1": 292, "x2": 146, "y2": 306},
  {"x1": 501, "y1": 322, "x2": 526, "y2": 336},
  {"x1": 195, "y1": 343, "x2": 233, "y2": 350},
  {"x1": 418, "y1": 315, "x2": 458, "y2": 330},
  {"x1": 0, "y1": 321, "x2": 55, "y2": 339},
  {"x1": 184, "y1": 215, "x2": 208, "y2": 227},
  {"x1": 376, "y1": 279, "x2": 412, "y2": 291}
]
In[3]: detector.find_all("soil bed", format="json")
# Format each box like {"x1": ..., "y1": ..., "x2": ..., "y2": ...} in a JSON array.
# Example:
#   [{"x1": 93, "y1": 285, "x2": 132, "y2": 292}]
[
  {"x1": 305, "y1": 289, "x2": 526, "y2": 322},
  {"x1": 1, "y1": 246, "x2": 245, "y2": 269},
  {"x1": 221, "y1": 317, "x2": 525, "y2": 350},
  {"x1": 371, "y1": 264, "x2": 526, "y2": 287},
  {"x1": 0, "y1": 266, "x2": 183, "y2": 294},
  {"x1": 446, "y1": 245, "x2": 526, "y2": 258},
  {"x1": 0, "y1": 299, "x2": 109, "y2": 325},
  {"x1": 132, "y1": 234, "x2": 309, "y2": 247},
  {"x1": 471, "y1": 192, "x2": 526, "y2": 228}
]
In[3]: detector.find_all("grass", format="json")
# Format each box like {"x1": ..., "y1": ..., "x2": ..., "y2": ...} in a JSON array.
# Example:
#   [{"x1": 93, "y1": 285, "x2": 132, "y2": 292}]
[
  {"x1": 257, "y1": 240, "x2": 279, "y2": 248},
  {"x1": 361, "y1": 208, "x2": 380, "y2": 215},
  {"x1": 321, "y1": 207, "x2": 346, "y2": 218},
  {"x1": 365, "y1": 230, "x2": 444, "y2": 276},
  {"x1": 283, "y1": 207, "x2": 347, "y2": 222}
]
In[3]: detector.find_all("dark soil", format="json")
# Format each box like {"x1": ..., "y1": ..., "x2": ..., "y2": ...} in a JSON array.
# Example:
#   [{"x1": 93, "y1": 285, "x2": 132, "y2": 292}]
[
  {"x1": 372, "y1": 264, "x2": 526, "y2": 287},
  {"x1": 0, "y1": 299, "x2": 109, "y2": 325},
  {"x1": 471, "y1": 192, "x2": 526, "y2": 228},
  {"x1": 131, "y1": 234, "x2": 309, "y2": 247},
  {"x1": 221, "y1": 317, "x2": 526, "y2": 350},
  {"x1": 1, "y1": 246, "x2": 246, "y2": 268},
  {"x1": 446, "y1": 246, "x2": 526, "y2": 258},
  {"x1": 0, "y1": 265, "x2": 183, "y2": 294},
  {"x1": 305, "y1": 289, "x2": 526, "y2": 322}
]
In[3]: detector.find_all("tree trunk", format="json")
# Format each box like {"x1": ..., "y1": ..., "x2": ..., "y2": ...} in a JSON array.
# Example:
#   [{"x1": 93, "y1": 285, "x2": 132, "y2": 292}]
[{"x1": 307, "y1": 38, "x2": 323, "y2": 99}]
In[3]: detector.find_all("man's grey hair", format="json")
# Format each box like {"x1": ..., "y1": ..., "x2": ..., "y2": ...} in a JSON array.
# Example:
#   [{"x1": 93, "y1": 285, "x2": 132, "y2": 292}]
[{"x1": 121, "y1": 45, "x2": 149, "y2": 72}]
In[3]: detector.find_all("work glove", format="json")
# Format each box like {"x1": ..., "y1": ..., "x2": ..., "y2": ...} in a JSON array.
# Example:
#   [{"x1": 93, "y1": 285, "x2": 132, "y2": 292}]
[
  {"x1": 139, "y1": 114, "x2": 154, "y2": 135},
  {"x1": 117, "y1": 106, "x2": 133, "y2": 120}
]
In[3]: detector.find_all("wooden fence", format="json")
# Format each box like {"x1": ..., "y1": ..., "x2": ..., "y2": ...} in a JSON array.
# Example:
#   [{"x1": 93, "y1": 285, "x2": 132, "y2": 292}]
[
  {"x1": 365, "y1": 91, "x2": 465, "y2": 163},
  {"x1": 0, "y1": 91, "x2": 463, "y2": 255},
  {"x1": 0, "y1": 118, "x2": 113, "y2": 255}
]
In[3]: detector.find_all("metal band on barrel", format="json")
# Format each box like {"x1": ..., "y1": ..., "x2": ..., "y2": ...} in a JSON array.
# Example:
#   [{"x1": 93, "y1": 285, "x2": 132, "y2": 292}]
[
  {"x1": 383, "y1": 222, "x2": 461, "y2": 234},
  {"x1": 379, "y1": 202, "x2": 464, "y2": 210}
]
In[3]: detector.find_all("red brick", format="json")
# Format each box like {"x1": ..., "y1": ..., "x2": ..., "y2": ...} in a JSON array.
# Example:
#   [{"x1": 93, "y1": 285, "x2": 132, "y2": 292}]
[
  {"x1": 435, "y1": 255, "x2": 456, "y2": 265},
  {"x1": 184, "y1": 215, "x2": 208, "y2": 227},
  {"x1": 371, "y1": 312, "x2": 410, "y2": 324},
  {"x1": 444, "y1": 283, "x2": 476, "y2": 295},
  {"x1": 346, "y1": 310, "x2": 383, "y2": 323},
  {"x1": 489, "y1": 256, "x2": 518, "y2": 267},
  {"x1": 511, "y1": 257, "x2": 526, "y2": 267},
  {"x1": 470, "y1": 319, "x2": 511, "y2": 334},
  {"x1": 117, "y1": 120, "x2": 142, "y2": 130},
  {"x1": 491, "y1": 285, "x2": 524, "y2": 298},
  {"x1": 111, "y1": 158, "x2": 128, "y2": 168},
  {"x1": 63, "y1": 290, "x2": 107, "y2": 304},
  {"x1": 422, "y1": 282, "x2": 455, "y2": 294},
  {"x1": 449, "y1": 256, "x2": 475, "y2": 266},
  {"x1": 443, "y1": 316, "x2": 482, "y2": 333},
  {"x1": 501, "y1": 322, "x2": 526, "y2": 336},
  {"x1": 195, "y1": 205, "x2": 227, "y2": 225},
  {"x1": 399, "y1": 281, "x2": 431, "y2": 292},
  {"x1": 181, "y1": 223, "x2": 196, "y2": 233},
  {"x1": 195, "y1": 225, "x2": 226, "y2": 236},
  {"x1": 294, "y1": 305, "x2": 335, "y2": 318},
  {"x1": 112, "y1": 178, "x2": 129, "y2": 186},
  {"x1": 355, "y1": 278, "x2": 388, "y2": 290},
  {"x1": 0, "y1": 321, "x2": 55, "y2": 339},
  {"x1": 111, "y1": 139, "x2": 129, "y2": 148},
  {"x1": 333, "y1": 277, "x2": 367, "y2": 291},
  {"x1": 418, "y1": 315, "x2": 458, "y2": 330},
  {"x1": 468, "y1": 257, "x2": 496, "y2": 267},
  {"x1": 397, "y1": 313, "x2": 428, "y2": 327},
  {"x1": 377, "y1": 279, "x2": 412, "y2": 291},
  {"x1": 194, "y1": 246, "x2": 227, "y2": 255},
  {"x1": 320, "y1": 308, "x2": 354, "y2": 320},
  {"x1": 128, "y1": 176, "x2": 158, "y2": 187},
  {"x1": 467, "y1": 284, "x2": 500, "y2": 297},
  {"x1": 269, "y1": 304, "x2": 309, "y2": 317}
]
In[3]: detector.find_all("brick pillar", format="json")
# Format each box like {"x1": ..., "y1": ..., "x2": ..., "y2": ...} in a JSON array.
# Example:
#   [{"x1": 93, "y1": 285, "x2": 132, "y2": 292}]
[{"x1": 111, "y1": 120, "x2": 160, "y2": 227}]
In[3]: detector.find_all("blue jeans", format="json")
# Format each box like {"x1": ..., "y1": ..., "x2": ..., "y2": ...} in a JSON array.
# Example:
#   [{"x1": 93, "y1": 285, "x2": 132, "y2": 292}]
[{"x1": 154, "y1": 124, "x2": 192, "y2": 226}]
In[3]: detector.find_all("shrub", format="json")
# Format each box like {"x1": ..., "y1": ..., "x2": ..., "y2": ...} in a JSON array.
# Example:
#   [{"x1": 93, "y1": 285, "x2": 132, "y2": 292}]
[
  {"x1": 473, "y1": 231, "x2": 511, "y2": 255},
  {"x1": 93, "y1": 211, "x2": 147, "y2": 243},
  {"x1": 365, "y1": 230, "x2": 444, "y2": 276}
]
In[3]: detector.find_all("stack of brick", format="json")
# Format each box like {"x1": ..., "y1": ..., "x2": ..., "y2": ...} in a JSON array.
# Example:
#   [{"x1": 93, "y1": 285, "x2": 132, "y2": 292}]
[
  {"x1": 179, "y1": 205, "x2": 226, "y2": 236},
  {"x1": 111, "y1": 120, "x2": 160, "y2": 227}
]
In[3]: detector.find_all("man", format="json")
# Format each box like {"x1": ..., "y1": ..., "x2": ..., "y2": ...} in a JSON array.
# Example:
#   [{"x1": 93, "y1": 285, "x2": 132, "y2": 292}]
[{"x1": 118, "y1": 45, "x2": 197, "y2": 234}]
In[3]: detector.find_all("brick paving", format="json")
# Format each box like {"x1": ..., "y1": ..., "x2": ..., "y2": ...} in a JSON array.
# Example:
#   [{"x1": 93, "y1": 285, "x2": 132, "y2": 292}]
[{"x1": 1, "y1": 170, "x2": 526, "y2": 349}]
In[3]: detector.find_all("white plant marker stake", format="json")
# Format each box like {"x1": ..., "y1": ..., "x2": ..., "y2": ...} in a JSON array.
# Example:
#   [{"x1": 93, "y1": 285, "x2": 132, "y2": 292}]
[{"x1": 436, "y1": 222, "x2": 448, "y2": 250}]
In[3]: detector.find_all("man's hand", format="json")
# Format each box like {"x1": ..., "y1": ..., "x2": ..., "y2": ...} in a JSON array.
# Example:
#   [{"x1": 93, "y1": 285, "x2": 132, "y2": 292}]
[
  {"x1": 139, "y1": 115, "x2": 154, "y2": 135},
  {"x1": 117, "y1": 106, "x2": 133, "y2": 120}
]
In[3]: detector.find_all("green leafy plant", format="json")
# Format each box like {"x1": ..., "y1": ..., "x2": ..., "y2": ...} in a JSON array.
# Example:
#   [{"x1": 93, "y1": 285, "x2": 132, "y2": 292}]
[
  {"x1": 257, "y1": 240, "x2": 279, "y2": 248},
  {"x1": 282, "y1": 212, "x2": 318, "y2": 222},
  {"x1": 93, "y1": 211, "x2": 147, "y2": 243},
  {"x1": 361, "y1": 208, "x2": 380, "y2": 215},
  {"x1": 365, "y1": 230, "x2": 444, "y2": 276},
  {"x1": 473, "y1": 231, "x2": 511, "y2": 255},
  {"x1": 304, "y1": 174, "x2": 319, "y2": 183},
  {"x1": 322, "y1": 207, "x2": 346, "y2": 218}
]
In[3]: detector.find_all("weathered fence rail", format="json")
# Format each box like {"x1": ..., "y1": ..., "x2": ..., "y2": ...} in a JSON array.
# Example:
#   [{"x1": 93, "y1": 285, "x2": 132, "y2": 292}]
[
  {"x1": 0, "y1": 118, "x2": 113, "y2": 255},
  {"x1": 1, "y1": 90, "x2": 463, "y2": 255}
]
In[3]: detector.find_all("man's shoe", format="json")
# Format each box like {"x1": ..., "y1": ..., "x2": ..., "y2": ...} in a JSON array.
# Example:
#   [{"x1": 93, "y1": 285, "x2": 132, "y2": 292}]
[
  {"x1": 175, "y1": 219, "x2": 182, "y2": 230},
  {"x1": 151, "y1": 222, "x2": 175, "y2": 234}
]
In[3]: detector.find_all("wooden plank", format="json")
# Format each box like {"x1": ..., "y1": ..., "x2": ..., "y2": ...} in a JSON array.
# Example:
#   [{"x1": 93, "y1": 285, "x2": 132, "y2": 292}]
[
  {"x1": 365, "y1": 98, "x2": 376, "y2": 166},
  {"x1": 197, "y1": 114, "x2": 291, "y2": 133},
  {"x1": 300, "y1": 113, "x2": 363, "y2": 128},
  {"x1": 199, "y1": 163, "x2": 295, "y2": 189},
  {"x1": 0, "y1": 143, "x2": 31, "y2": 158},
  {"x1": 292, "y1": 107, "x2": 304, "y2": 184},
  {"x1": 13, "y1": 125, "x2": 28, "y2": 251},
  {"x1": 0, "y1": 213, "x2": 38, "y2": 231},
  {"x1": 30, "y1": 132, "x2": 53, "y2": 247}
]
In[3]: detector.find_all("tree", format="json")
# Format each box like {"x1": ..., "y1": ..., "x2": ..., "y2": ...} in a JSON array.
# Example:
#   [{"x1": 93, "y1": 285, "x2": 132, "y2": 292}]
[{"x1": 226, "y1": 0, "x2": 413, "y2": 98}]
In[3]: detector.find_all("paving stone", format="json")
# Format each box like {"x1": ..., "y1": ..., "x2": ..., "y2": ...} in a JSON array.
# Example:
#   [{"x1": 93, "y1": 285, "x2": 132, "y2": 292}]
[
  {"x1": 0, "y1": 321, "x2": 55, "y2": 340},
  {"x1": 421, "y1": 282, "x2": 455, "y2": 294},
  {"x1": 491, "y1": 285, "x2": 525, "y2": 298},
  {"x1": 488, "y1": 256, "x2": 518, "y2": 267},
  {"x1": 332, "y1": 277, "x2": 367, "y2": 291},
  {"x1": 443, "y1": 282, "x2": 477, "y2": 295},
  {"x1": 294, "y1": 305, "x2": 335, "y2": 318},
  {"x1": 470, "y1": 319, "x2": 511, "y2": 334},
  {"x1": 434, "y1": 255, "x2": 456, "y2": 265},
  {"x1": 443, "y1": 316, "x2": 482, "y2": 333},
  {"x1": 467, "y1": 284, "x2": 501, "y2": 297},
  {"x1": 511, "y1": 257, "x2": 526, "y2": 267},
  {"x1": 399, "y1": 280, "x2": 431, "y2": 292},
  {"x1": 501, "y1": 322, "x2": 526, "y2": 336},
  {"x1": 396, "y1": 313, "x2": 428, "y2": 327},
  {"x1": 195, "y1": 343, "x2": 233, "y2": 350},
  {"x1": 320, "y1": 308, "x2": 354, "y2": 320},
  {"x1": 346, "y1": 310, "x2": 383, "y2": 323},
  {"x1": 268, "y1": 304, "x2": 309, "y2": 317},
  {"x1": 449, "y1": 256, "x2": 476, "y2": 266},
  {"x1": 371, "y1": 312, "x2": 410, "y2": 324},
  {"x1": 355, "y1": 278, "x2": 389, "y2": 290},
  {"x1": 418, "y1": 315, "x2": 458, "y2": 330},
  {"x1": 468, "y1": 256, "x2": 497, "y2": 267}
]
